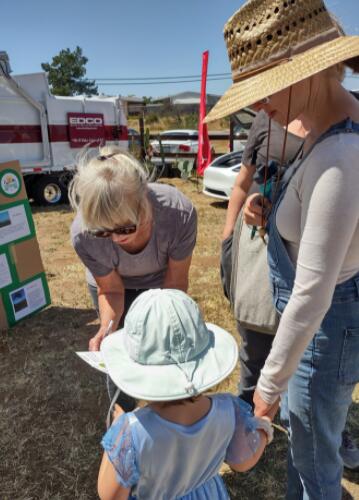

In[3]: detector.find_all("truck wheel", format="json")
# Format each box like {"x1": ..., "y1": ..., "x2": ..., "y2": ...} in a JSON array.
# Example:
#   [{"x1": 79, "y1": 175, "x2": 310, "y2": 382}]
[{"x1": 32, "y1": 176, "x2": 68, "y2": 206}]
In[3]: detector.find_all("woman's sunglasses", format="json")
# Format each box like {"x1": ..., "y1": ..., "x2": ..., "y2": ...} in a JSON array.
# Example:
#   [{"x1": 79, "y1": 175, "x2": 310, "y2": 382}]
[{"x1": 88, "y1": 224, "x2": 137, "y2": 238}]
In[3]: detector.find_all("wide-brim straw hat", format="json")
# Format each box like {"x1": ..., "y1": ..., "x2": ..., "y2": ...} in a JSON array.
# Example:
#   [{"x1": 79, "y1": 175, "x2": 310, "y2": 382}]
[
  {"x1": 205, "y1": 0, "x2": 359, "y2": 123},
  {"x1": 101, "y1": 289, "x2": 238, "y2": 401}
]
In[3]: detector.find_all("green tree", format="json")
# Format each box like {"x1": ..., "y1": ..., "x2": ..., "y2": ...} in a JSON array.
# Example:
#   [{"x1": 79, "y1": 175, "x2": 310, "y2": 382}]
[{"x1": 41, "y1": 46, "x2": 98, "y2": 96}]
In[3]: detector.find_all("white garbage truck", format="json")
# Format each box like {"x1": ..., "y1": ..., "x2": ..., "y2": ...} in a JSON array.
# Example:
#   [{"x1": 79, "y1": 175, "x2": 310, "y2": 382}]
[{"x1": 0, "y1": 51, "x2": 129, "y2": 205}]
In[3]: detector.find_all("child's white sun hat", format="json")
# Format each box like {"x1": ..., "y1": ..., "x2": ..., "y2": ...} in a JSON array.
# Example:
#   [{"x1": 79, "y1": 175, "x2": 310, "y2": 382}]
[{"x1": 100, "y1": 288, "x2": 238, "y2": 401}]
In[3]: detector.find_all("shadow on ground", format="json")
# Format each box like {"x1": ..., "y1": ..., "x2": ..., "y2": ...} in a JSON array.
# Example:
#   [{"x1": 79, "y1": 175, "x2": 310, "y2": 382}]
[
  {"x1": 0, "y1": 306, "x2": 105, "y2": 500},
  {"x1": 210, "y1": 200, "x2": 228, "y2": 210}
]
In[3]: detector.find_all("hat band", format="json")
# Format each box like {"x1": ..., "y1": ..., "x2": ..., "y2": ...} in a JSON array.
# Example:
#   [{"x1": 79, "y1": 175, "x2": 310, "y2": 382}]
[
  {"x1": 233, "y1": 58, "x2": 291, "y2": 83},
  {"x1": 232, "y1": 28, "x2": 341, "y2": 83},
  {"x1": 123, "y1": 329, "x2": 211, "y2": 366}
]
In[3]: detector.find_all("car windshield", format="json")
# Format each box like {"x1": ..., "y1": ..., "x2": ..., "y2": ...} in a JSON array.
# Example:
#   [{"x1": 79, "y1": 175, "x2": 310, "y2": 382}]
[
  {"x1": 214, "y1": 152, "x2": 243, "y2": 167},
  {"x1": 232, "y1": 108, "x2": 256, "y2": 131}
]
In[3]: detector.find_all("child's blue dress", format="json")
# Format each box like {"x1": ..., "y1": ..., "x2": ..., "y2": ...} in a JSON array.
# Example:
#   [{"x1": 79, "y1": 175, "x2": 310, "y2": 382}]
[{"x1": 102, "y1": 393, "x2": 262, "y2": 499}]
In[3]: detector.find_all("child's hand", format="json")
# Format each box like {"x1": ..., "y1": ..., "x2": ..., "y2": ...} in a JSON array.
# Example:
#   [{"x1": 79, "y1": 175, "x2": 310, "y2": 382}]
[
  {"x1": 113, "y1": 404, "x2": 124, "y2": 421},
  {"x1": 255, "y1": 415, "x2": 274, "y2": 445}
]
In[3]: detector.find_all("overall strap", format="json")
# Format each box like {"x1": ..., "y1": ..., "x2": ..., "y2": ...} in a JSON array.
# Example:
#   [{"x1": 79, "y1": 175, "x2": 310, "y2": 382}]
[{"x1": 275, "y1": 118, "x2": 359, "y2": 200}]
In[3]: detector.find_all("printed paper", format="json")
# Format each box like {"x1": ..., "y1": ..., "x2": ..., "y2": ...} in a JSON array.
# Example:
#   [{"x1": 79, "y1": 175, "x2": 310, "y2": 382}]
[
  {"x1": 0, "y1": 253, "x2": 12, "y2": 288},
  {"x1": 76, "y1": 351, "x2": 107, "y2": 373},
  {"x1": 0, "y1": 205, "x2": 30, "y2": 246},
  {"x1": 10, "y1": 277, "x2": 46, "y2": 321}
]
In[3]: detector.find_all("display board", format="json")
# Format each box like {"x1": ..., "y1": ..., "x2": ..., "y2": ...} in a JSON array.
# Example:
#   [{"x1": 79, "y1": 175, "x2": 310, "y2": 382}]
[{"x1": 0, "y1": 161, "x2": 50, "y2": 328}]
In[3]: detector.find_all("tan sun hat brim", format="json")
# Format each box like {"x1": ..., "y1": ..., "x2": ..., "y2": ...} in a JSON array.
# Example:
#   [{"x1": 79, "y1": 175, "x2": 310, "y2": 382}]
[{"x1": 205, "y1": 36, "x2": 359, "y2": 123}]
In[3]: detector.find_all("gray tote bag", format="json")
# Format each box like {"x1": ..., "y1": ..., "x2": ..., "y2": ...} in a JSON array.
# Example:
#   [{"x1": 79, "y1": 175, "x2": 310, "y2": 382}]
[{"x1": 230, "y1": 210, "x2": 278, "y2": 335}]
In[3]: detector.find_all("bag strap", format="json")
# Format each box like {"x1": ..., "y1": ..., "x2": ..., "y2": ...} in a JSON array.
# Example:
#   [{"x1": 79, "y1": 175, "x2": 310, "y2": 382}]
[{"x1": 230, "y1": 208, "x2": 245, "y2": 307}]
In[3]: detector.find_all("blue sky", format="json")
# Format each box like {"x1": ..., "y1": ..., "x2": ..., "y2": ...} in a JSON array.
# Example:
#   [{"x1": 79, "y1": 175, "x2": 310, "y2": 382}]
[{"x1": 3, "y1": 0, "x2": 359, "y2": 98}]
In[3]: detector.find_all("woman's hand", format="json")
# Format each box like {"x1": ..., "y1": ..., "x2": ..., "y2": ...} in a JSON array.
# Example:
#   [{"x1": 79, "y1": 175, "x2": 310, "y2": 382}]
[
  {"x1": 90, "y1": 271, "x2": 125, "y2": 351},
  {"x1": 89, "y1": 326, "x2": 109, "y2": 351},
  {"x1": 243, "y1": 193, "x2": 271, "y2": 227},
  {"x1": 253, "y1": 389, "x2": 279, "y2": 421}
]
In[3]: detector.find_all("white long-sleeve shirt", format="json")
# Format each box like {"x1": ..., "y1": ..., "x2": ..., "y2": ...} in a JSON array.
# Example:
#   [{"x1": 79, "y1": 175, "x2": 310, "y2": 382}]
[{"x1": 257, "y1": 131, "x2": 359, "y2": 404}]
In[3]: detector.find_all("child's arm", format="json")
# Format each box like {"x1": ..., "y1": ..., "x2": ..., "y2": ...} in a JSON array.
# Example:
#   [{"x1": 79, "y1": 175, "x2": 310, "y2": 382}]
[
  {"x1": 99, "y1": 412, "x2": 139, "y2": 500},
  {"x1": 98, "y1": 452, "x2": 130, "y2": 500},
  {"x1": 226, "y1": 428, "x2": 268, "y2": 472},
  {"x1": 225, "y1": 398, "x2": 275, "y2": 472}
]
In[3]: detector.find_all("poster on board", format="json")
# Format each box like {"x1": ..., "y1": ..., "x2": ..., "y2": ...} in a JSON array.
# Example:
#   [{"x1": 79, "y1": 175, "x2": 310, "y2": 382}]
[{"x1": 0, "y1": 160, "x2": 50, "y2": 329}]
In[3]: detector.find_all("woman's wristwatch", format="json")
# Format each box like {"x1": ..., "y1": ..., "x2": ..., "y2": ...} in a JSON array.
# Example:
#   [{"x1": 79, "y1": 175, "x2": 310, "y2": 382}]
[{"x1": 254, "y1": 416, "x2": 274, "y2": 444}]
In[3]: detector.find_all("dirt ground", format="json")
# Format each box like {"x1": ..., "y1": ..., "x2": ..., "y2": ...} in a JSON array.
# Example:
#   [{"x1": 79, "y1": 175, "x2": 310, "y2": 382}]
[{"x1": 1, "y1": 178, "x2": 358, "y2": 499}]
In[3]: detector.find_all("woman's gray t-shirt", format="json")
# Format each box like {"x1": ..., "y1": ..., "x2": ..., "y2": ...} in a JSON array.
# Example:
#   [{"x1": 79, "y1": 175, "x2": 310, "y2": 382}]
[
  {"x1": 242, "y1": 110, "x2": 303, "y2": 169},
  {"x1": 71, "y1": 183, "x2": 197, "y2": 288}
]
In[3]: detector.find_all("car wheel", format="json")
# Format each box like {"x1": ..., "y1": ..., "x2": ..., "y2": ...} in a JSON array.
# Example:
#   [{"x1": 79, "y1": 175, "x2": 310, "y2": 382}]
[{"x1": 32, "y1": 176, "x2": 68, "y2": 206}]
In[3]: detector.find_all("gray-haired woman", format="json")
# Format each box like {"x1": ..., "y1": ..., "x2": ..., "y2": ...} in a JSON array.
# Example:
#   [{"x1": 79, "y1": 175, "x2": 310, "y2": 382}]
[{"x1": 70, "y1": 146, "x2": 197, "y2": 352}]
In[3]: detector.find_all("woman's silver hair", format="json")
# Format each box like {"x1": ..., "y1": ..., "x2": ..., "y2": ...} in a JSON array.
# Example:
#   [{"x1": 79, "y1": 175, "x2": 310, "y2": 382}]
[{"x1": 69, "y1": 146, "x2": 150, "y2": 230}]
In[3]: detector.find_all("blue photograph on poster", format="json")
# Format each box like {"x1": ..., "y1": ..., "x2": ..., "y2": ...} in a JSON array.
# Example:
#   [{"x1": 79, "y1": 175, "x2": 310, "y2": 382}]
[
  {"x1": 0, "y1": 210, "x2": 11, "y2": 229},
  {"x1": 10, "y1": 288, "x2": 28, "y2": 313}
]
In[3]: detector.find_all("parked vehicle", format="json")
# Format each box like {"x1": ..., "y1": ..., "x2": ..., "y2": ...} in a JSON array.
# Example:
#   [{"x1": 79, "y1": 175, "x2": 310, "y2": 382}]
[
  {"x1": 150, "y1": 129, "x2": 199, "y2": 167},
  {"x1": 203, "y1": 150, "x2": 244, "y2": 200},
  {"x1": 128, "y1": 128, "x2": 142, "y2": 157},
  {"x1": 232, "y1": 107, "x2": 256, "y2": 151},
  {"x1": 0, "y1": 51, "x2": 128, "y2": 205},
  {"x1": 128, "y1": 128, "x2": 141, "y2": 146}
]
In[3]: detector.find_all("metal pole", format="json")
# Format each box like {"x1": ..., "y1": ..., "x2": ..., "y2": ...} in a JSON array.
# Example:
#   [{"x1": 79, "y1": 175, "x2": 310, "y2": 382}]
[
  {"x1": 229, "y1": 117, "x2": 234, "y2": 152},
  {"x1": 139, "y1": 113, "x2": 145, "y2": 161}
]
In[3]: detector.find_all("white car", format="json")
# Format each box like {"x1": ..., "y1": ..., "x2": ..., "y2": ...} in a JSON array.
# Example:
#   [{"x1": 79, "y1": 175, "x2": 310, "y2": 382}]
[
  {"x1": 203, "y1": 108, "x2": 258, "y2": 200},
  {"x1": 150, "y1": 129, "x2": 199, "y2": 167},
  {"x1": 203, "y1": 150, "x2": 244, "y2": 201}
]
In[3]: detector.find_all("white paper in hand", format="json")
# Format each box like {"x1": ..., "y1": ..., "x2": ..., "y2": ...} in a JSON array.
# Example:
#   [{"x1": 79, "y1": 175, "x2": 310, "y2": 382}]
[{"x1": 76, "y1": 351, "x2": 107, "y2": 373}]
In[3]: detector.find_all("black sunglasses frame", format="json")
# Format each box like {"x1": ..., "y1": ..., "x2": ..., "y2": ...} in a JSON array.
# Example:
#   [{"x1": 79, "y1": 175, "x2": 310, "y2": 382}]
[{"x1": 88, "y1": 224, "x2": 137, "y2": 238}]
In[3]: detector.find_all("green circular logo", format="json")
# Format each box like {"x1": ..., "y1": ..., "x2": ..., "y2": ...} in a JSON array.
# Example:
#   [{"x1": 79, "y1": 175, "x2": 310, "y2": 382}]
[{"x1": 0, "y1": 169, "x2": 21, "y2": 197}]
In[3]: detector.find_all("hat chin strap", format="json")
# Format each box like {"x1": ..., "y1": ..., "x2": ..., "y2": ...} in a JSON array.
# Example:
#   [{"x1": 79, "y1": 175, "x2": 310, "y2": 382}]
[
  {"x1": 166, "y1": 351, "x2": 199, "y2": 397},
  {"x1": 106, "y1": 386, "x2": 122, "y2": 429}
]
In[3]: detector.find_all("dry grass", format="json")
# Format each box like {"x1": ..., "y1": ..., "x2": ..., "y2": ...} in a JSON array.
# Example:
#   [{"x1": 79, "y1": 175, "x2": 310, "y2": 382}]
[{"x1": 1, "y1": 178, "x2": 358, "y2": 499}]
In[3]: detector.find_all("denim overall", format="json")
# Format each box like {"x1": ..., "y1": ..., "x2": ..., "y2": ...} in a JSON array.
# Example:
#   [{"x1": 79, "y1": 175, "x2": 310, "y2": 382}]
[{"x1": 267, "y1": 119, "x2": 359, "y2": 500}]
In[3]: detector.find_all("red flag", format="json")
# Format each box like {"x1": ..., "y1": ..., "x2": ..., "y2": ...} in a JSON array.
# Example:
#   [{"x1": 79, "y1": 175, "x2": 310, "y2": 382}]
[{"x1": 197, "y1": 51, "x2": 212, "y2": 176}]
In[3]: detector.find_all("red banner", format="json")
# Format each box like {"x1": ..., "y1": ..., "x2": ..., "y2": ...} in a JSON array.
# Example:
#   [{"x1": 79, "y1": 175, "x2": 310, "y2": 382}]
[
  {"x1": 197, "y1": 51, "x2": 212, "y2": 176},
  {"x1": 68, "y1": 113, "x2": 105, "y2": 148}
]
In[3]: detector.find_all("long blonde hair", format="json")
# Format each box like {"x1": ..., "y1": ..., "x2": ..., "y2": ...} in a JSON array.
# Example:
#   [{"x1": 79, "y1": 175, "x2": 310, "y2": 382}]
[{"x1": 69, "y1": 146, "x2": 150, "y2": 230}]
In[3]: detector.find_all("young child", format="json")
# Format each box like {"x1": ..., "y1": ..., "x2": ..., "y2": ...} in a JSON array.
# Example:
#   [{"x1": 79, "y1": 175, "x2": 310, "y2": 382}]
[{"x1": 98, "y1": 289, "x2": 275, "y2": 500}]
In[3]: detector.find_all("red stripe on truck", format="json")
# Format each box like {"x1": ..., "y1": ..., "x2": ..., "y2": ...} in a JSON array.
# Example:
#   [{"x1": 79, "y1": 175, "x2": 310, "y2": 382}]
[
  {"x1": 0, "y1": 124, "x2": 128, "y2": 143},
  {"x1": 48, "y1": 125, "x2": 68, "y2": 142},
  {"x1": 0, "y1": 125, "x2": 42, "y2": 143}
]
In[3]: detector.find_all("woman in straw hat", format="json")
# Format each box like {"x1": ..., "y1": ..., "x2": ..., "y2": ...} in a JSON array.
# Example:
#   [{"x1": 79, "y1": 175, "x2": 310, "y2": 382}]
[{"x1": 206, "y1": 0, "x2": 359, "y2": 498}]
